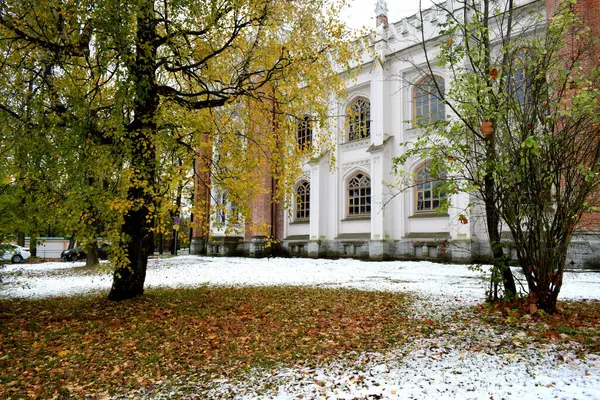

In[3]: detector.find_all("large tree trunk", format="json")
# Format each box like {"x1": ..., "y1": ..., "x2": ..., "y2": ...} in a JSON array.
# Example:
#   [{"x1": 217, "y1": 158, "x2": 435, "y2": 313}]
[
  {"x1": 522, "y1": 235, "x2": 569, "y2": 313},
  {"x1": 30, "y1": 236, "x2": 37, "y2": 257},
  {"x1": 16, "y1": 232, "x2": 25, "y2": 247},
  {"x1": 158, "y1": 231, "x2": 164, "y2": 255},
  {"x1": 86, "y1": 244, "x2": 99, "y2": 267},
  {"x1": 108, "y1": 0, "x2": 158, "y2": 301}
]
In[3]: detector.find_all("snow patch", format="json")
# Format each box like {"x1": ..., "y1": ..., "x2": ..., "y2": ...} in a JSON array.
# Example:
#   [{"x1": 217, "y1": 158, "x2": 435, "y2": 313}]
[{"x1": 2, "y1": 256, "x2": 600, "y2": 399}]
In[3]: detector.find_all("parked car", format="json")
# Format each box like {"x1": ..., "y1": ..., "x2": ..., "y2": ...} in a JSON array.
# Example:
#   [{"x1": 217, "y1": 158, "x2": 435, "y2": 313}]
[
  {"x1": 61, "y1": 245, "x2": 109, "y2": 262},
  {"x1": 1, "y1": 244, "x2": 31, "y2": 263}
]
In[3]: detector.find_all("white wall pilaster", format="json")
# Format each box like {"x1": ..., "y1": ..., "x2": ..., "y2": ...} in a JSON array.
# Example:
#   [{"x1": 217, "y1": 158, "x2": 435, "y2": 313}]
[
  {"x1": 309, "y1": 163, "x2": 321, "y2": 240},
  {"x1": 371, "y1": 62, "x2": 385, "y2": 146},
  {"x1": 370, "y1": 154, "x2": 384, "y2": 240}
]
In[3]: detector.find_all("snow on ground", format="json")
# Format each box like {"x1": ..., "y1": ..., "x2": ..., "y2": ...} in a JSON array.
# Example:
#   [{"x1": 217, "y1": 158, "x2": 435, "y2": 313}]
[
  {"x1": 200, "y1": 341, "x2": 600, "y2": 400},
  {"x1": 2, "y1": 255, "x2": 600, "y2": 302},
  {"x1": 2, "y1": 256, "x2": 600, "y2": 399}
]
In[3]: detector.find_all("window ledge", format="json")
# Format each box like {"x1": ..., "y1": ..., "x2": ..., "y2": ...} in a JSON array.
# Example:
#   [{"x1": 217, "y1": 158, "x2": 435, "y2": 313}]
[
  {"x1": 408, "y1": 213, "x2": 449, "y2": 219},
  {"x1": 342, "y1": 216, "x2": 371, "y2": 221},
  {"x1": 366, "y1": 136, "x2": 393, "y2": 153},
  {"x1": 285, "y1": 234, "x2": 310, "y2": 241},
  {"x1": 335, "y1": 233, "x2": 371, "y2": 240},
  {"x1": 340, "y1": 138, "x2": 370, "y2": 149},
  {"x1": 290, "y1": 219, "x2": 310, "y2": 225},
  {"x1": 403, "y1": 232, "x2": 451, "y2": 239}
]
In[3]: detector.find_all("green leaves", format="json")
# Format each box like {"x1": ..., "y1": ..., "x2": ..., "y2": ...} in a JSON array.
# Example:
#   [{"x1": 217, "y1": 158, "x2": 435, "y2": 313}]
[
  {"x1": 0, "y1": 0, "x2": 361, "y2": 295},
  {"x1": 398, "y1": 0, "x2": 600, "y2": 309},
  {"x1": 520, "y1": 135, "x2": 540, "y2": 154}
]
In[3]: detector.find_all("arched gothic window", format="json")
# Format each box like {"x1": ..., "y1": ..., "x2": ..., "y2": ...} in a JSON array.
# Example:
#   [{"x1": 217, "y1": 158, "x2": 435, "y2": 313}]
[
  {"x1": 415, "y1": 164, "x2": 447, "y2": 212},
  {"x1": 297, "y1": 116, "x2": 312, "y2": 148},
  {"x1": 347, "y1": 98, "x2": 371, "y2": 141},
  {"x1": 414, "y1": 76, "x2": 445, "y2": 125},
  {"x1": 295, "y1": 181, "x2": 310, "y2": 220},
  {"x1": 347, "y1": 172, "x2": 371, "y2": 216}
]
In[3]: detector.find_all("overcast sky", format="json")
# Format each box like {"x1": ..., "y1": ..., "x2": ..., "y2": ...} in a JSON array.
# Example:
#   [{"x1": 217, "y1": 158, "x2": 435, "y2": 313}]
[{"x1": 343, "y1": 0, "x2": 435, "y2": 31}]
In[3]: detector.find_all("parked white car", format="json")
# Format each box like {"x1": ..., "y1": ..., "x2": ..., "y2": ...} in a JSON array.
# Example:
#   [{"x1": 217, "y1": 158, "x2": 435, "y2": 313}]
[{"x1": 1, "y1": 244, "x2": 31, "y2": 263}]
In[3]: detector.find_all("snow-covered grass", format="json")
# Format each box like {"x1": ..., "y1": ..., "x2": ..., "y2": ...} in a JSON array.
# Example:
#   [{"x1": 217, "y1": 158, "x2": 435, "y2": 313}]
[
  {"x1": 2, "y1": 256, "x2": 600, "y2": 399},
  {"x1": 200, "y1": 340, "x2": 600, "y2": 400},
  {"x1": 2, "y1": 255, "x2": 600, "y2": 303}
]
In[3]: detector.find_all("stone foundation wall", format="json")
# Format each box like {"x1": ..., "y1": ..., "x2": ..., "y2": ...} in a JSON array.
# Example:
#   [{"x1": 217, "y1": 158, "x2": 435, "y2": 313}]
[
  {"x1": 566, "y1": 234, "x2": 600, "y2": 269},
  {"x1": 191, "y1": 234, "x2": 600, "y2": 269}
]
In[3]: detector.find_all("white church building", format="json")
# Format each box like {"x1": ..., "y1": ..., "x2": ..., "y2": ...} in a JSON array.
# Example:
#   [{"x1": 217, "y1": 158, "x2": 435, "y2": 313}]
[
  {"x1": 282, "y1": 0, "x2": 497, "y2": 263},
  {"x1": 198, "y1": 0, "x2": 600, "y2": 267}
]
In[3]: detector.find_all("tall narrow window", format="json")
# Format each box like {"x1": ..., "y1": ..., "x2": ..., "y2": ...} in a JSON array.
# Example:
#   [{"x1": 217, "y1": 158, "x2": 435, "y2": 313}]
[
  {"x1": 508, "y1": 51, "x2": 530, "y2": 105},
  {"x1": 414, "y1": 76, "x2": 445, "y2": 125},
  {"x1": 415, "y1": 164, "x2": 447, "y2": 212},
  {"x1": 297, "y1": 116, "x2": 312, "y2": 148},
  {"x1": 230, "y1": 202, "x2": 241, "y2": 226},
  {"x1": 348, "y1": 172, "x2": 371, "y2": 216},
  {"x1": 347, "y1": 98, "x2": 371, "y2": 141},
  {"x1": 295, "y1": 181, "x2": 310, "y2": 220},
  {"x1": 217, "y1": 191, "x2": 227, "y2": 224}
]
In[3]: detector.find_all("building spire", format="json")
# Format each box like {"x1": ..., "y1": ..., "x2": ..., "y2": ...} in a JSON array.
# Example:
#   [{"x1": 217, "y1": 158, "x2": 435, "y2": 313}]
[{"x1": 375, "y1": 0, "x2": 389, "y2": 27}]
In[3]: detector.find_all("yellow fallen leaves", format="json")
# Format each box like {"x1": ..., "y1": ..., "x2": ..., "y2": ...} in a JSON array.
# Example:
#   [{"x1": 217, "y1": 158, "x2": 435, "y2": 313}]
[
  {"x1": 1, "y1": 286, "x2": 412, "y2": 398},
  {"x1": 57, "y1": 350, "x2": 70, "y2": 357}
]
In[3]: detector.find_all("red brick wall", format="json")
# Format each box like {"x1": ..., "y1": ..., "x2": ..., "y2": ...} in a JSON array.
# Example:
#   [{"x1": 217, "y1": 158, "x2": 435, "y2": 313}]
[
  {"x1": 244, "y1": 164, "x2": 274, "y2": 241},
  {"x1": 243, "y1": 175, "x2": 285, "y2": 241},
  {"x1": 547, "y1": 0, "x2": 600, "y2": 232},
  {"x1": 191, "y1": 134, "x2": 212, "y2": 241},
  {"x1": 547, "y1": 0, "x2": 600, "y2": 40},
  {"x1": 243, "y1": 94, "x2": 285, "y2": 242},
  {"x1": 276, "y1": 194, "x2": 284, "y2": 240},
  {"x1": 579, "y1": 191, "x2": 600, "y2": 232},
  {"x1": 191, "y1": 127, "x2": 284, "y2": 243},
  {"x1": 547, "y1": 0, "x2": 600, "y2": 61}
]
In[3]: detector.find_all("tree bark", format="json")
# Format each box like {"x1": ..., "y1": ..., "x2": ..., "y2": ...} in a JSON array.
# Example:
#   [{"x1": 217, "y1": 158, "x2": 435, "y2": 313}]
[
  {"x1": 524, "y1": 237, "x2": 569, "y2": 313},
  {"x1": 484, "y1": 141, "x2": 517, "y2": 300},
  {"x1": 17, "y1": 232, "x2": 25, "y2": 247},
  {"x1": 30, "y1": 236, "x2": 37, "y2": 257},
  {"x1": 108, "y1": 0, "x2": 158, "y2": 301},
  {"x1": 481, "y1": 0, "x2": 516, "y2": 300},
  {"x1": 86, "y1": 244, "x2": 99, "y2": 267},
  {"x1": 485, "y1": 211, "x2": 517, "y2": 300},
  {"x1": 158, "y1": 231, "x2": 164, "y2": 255}
]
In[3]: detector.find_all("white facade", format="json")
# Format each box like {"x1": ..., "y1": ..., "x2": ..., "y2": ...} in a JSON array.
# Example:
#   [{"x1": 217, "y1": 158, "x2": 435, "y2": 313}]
[
  {"x1": 282, "y1": 0, "x2": 544, "y2": 261},
  {"x1": 197, "y1": 0, "x2": 600, "y2": 267}
]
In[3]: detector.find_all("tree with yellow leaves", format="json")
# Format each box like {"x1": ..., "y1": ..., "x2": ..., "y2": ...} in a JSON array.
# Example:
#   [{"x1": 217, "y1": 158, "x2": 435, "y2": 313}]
[{"x1": 0, "y1": 0, "x2": 359, "y2": 300}]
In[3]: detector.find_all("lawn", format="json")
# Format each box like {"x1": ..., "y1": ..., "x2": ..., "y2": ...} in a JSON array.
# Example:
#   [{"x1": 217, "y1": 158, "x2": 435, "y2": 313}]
[
  {"x1": 1, "y1": 256, "x2": 600, "y2": 399},
  {"x1": 1, "y1": 286, "x2": 413, "y2": 398}
]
